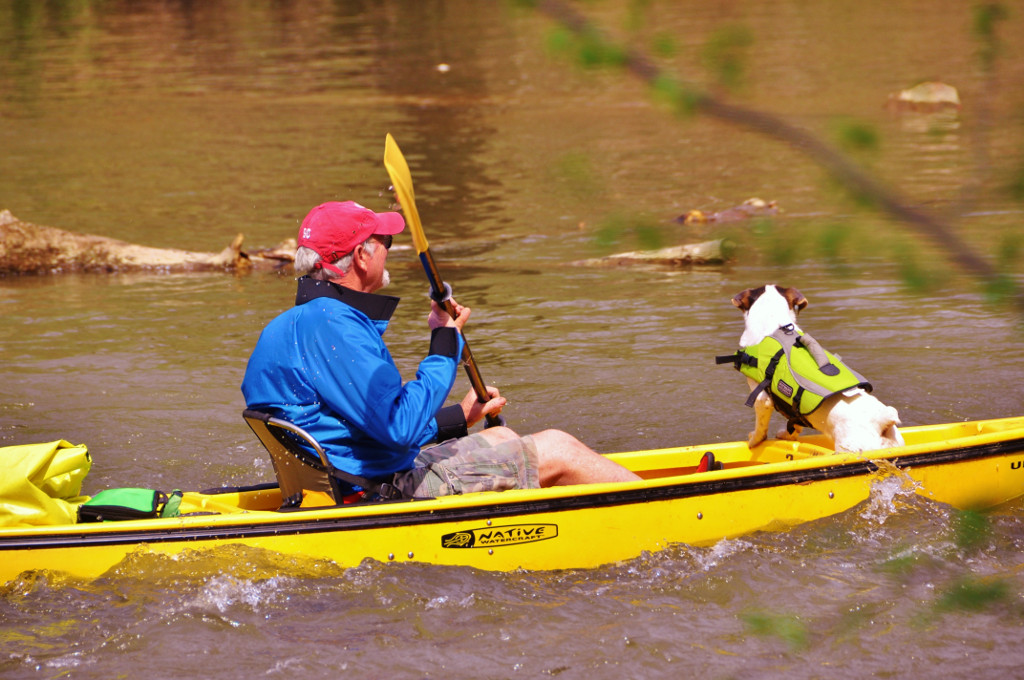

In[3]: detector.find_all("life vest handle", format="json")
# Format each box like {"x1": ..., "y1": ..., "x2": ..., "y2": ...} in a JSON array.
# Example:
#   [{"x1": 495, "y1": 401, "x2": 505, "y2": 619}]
[{"x1": 794, "y1": 332, "x2": 840, "y2": 376}]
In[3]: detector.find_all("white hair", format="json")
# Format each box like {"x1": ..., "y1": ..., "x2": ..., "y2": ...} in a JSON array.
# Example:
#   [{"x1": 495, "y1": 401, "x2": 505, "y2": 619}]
[{"x1": 294, "y1": 238, "x2": 378, "y2": 279}]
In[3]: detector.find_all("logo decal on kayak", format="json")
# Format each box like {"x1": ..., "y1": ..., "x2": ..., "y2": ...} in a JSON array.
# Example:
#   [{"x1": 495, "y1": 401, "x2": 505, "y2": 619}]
[{"x1": 442, "y1": 524, "x2": 558, "y2": 549}]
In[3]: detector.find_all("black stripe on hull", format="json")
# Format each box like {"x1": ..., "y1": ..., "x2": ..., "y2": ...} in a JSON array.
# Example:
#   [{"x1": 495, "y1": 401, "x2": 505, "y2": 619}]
[{"x1": 3, "y1": 437, "x2": 1022, "y2": 552}]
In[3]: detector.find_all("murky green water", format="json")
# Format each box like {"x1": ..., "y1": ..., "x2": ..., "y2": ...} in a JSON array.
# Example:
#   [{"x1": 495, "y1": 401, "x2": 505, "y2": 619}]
[{"x1": 2, "y1": 1, "x2": 1024, "y2": 677}]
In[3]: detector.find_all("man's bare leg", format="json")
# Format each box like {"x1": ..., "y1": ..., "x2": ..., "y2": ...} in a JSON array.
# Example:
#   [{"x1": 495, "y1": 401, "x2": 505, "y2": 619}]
[
  {"x1": 474, "y1": 426, "x2": 640, "y2": 486},
  {"x1": 531, "y1": 429, "x2": 641, "y2": 486}
]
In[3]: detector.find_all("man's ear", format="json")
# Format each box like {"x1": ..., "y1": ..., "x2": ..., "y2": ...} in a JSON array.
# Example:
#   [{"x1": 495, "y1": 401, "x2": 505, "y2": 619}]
[{"x1": 352, "y1": 243, "x2": 373, "y2": 271}]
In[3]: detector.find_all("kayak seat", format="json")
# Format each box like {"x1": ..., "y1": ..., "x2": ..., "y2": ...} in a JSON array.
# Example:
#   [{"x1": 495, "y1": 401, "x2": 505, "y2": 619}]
[{"x1": 242, "y1": 409, "x2": 403, "y2": 509}]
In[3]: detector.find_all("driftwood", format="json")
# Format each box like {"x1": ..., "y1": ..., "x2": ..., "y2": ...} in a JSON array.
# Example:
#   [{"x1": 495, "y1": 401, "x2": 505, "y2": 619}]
[
  {"x1": 573, "y1": 238, "x2": 733, "y2": 267},
  {"x1": 0, "y1": 210, "x2": 295, "y2": 274},
  {"x1": 1, "y1": 209, "x2": 730, "y2": 274}
]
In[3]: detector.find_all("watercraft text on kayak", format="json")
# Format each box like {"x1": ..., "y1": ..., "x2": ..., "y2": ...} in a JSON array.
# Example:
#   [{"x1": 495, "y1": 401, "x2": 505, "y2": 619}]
[{"x1": 442, "y1": 524, "x2": 558, "y2": 549}]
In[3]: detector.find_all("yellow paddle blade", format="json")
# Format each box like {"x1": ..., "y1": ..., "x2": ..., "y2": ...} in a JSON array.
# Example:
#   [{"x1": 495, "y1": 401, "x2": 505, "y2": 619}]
[{"x1": 383, "y1": 133, "x2": 429, "y2": 254}]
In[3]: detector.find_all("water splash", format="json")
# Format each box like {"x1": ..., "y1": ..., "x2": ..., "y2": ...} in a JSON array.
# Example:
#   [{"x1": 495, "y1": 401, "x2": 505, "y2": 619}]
[
  {"x1": 693, "y1": 537, "x2": 756, "y2": 571},
  {"x1": 859, "y1": 459, "x2": 923, "y2": 525},
  {"x1": 186, "y1": 573, "x2": 289, "y2": 615}
]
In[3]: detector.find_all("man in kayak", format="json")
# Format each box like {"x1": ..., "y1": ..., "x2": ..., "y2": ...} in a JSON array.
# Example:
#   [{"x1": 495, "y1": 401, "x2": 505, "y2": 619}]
[{"x1": 241, "y1": 201, "x2": 639, "y2": 501}]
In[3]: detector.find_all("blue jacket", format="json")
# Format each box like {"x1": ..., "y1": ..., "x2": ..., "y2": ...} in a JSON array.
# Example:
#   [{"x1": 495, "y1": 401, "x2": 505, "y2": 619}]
[{"x1": 241, "y1": 277, "x2": 467, "y2": 480}]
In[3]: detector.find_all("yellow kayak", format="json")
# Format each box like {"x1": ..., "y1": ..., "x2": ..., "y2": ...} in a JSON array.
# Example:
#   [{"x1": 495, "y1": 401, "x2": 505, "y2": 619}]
[{"x1": 3, "y1": 416, "x2": 1024, "y2": 583}]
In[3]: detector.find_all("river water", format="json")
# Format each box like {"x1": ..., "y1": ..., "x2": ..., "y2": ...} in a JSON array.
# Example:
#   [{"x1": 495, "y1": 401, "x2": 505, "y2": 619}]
[{"x1": 2, "y1": 1, "x2": 1024, "y2": 678}]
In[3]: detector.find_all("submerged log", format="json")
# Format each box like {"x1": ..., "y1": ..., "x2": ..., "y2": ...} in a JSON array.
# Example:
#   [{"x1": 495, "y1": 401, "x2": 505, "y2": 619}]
[
  {"x1": 0, "y1": 210, "x2": 294, "y2": 274},
  {"x1": 573, "y1": 238, "x2": 733, "y2": 267}
]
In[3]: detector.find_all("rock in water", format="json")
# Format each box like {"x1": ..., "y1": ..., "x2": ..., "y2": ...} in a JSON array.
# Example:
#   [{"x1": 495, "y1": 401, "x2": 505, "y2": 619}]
[{"x1": 885, "y1": 82, "x2": 961, "y2": 112}]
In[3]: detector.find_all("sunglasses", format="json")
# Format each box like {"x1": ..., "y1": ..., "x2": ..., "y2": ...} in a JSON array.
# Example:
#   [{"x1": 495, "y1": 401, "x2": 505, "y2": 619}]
[{"x1": 376, "y1": 234, "x2": 393, "y2": 250}]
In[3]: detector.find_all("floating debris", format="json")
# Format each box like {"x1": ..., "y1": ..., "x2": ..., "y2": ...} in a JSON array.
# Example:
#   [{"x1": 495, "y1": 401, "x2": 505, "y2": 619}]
[
  {"x1": 675, "y1": 198, "x2": 780, "y2": 225},
  {"x1": 573, "y1": 238, "x2": 733, "y2": 267},
  {"x1": 885, "y1": 81, "x2": 961, "y2": 112}
]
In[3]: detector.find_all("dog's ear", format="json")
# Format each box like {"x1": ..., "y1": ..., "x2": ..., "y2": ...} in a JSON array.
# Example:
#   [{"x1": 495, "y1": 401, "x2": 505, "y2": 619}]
[
  {"x1": 779, "y1": 286, "x2": 808, "y2": 313},
  {"x1": 729, "y1": 284, "x2": 770, "y2": 311},
  {"x1": 732, "y1": 286, "x2": 766, "y2": 311},
  {"x1": 732, "y1": 288, "x2": 755, "y2": 311}
]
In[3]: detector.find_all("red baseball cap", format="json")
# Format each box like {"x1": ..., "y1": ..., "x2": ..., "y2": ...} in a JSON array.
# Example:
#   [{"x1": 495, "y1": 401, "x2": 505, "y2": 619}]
[{"x1": 297, "y1": 201, "x2": 405, "y2": 269}]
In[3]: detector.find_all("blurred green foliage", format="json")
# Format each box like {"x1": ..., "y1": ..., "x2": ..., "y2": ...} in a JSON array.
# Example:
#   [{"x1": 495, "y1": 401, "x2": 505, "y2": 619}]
[
  {"x1": 650, "y1": 32, "x2": 677, "y2": 59},
  {"x1": 545, "y1": 24, "x2": 626, "y2": 69},
  {"x1": 651, "y1": 73, "x2": 701, "y2": 118},
  {"x1": 936, "y1": 575, "x2": 1010, "y2": 612},
  {"x1": 701, "y1": 25, "x2": 753, "y2": 92},
  {"x1": 895, "y1": 242, "x2": 945, "y2": 294},
  {"x1": 593, "y1": 212, "x2": 665, "y2": 252},
  {"x1": 973, "y1": 2, "x2": 1008, "y2": 70},
  {"x1": 951, "y1": 509, "x2": 992, "y2": 552},
  {"x1": 535, "y1": 0, "x2": 1021, "y2": 310},
  {"x1": 831, "y1": 118, "x2": 880, "y2": 155},
  {"x1": 1009, "y1": 155, "x2": 1024, "y2": 201},
  {"x1": 741, "y1": 609, "x2": 809, "y2": 650}
]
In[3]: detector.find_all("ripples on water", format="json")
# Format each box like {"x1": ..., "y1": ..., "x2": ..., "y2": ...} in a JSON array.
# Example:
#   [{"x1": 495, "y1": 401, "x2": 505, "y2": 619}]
[{"x1": 4, "y1": 477, "x2": 1024, "y2": 679}]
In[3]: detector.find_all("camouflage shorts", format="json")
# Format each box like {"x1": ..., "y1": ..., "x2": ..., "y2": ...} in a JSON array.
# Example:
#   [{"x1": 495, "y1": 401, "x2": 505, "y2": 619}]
[{"x1": 391, "y1": 432, "x2": 541, "y2": 498}]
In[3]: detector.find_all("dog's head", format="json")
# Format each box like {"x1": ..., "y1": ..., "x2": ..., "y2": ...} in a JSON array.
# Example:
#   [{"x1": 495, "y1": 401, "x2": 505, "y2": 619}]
[
  {"x1": 732, "y1": 284, "x2": 807, "y2": 314},
  {"x1": 732, "y1": 284, "x2": 808, "y2": 346}
]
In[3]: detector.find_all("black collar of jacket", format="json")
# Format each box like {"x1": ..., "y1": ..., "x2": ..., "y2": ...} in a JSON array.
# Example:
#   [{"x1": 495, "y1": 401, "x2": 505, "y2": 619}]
[{"x1": 294, "y1": 276, "x2": 400, "y2": 322}]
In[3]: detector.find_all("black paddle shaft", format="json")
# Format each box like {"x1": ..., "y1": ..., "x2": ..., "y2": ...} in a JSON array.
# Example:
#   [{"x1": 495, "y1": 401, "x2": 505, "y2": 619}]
[{"x1": 419, "y1": 251, "x2": 504, "y2": 428}]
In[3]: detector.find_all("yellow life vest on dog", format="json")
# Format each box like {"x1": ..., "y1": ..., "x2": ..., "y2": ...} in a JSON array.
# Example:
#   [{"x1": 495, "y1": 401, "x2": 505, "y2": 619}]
[{"x1": 716, "y1": 324, "x2": 872, "y2": 431}]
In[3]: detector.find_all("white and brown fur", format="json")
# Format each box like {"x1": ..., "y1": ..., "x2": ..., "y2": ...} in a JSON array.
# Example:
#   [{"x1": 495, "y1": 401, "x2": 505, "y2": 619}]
[{"x1": 731, "y1": 284, "x2": 904, "y2": 453}]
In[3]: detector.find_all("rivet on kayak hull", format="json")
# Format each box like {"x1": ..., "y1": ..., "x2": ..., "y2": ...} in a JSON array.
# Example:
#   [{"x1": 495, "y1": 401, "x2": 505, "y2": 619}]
[
  {"x1": 488, "y1": 549, "x2": 494, "y2": 555},
  {"x1": 697, "y1": 512, "x2": 703, "y2": 520},
  {"x1": 829, "y1": 491, "x2": 835, "y2": 499},
  {"x1": 408, "y1": 552, "x2": 414, "y2": 559},
  {"x1": 486, "y1": 519, "x2": 492, "y2": 526},
  {"x1": 388, "y1": 553, "x2": 395, "y2": 561}
]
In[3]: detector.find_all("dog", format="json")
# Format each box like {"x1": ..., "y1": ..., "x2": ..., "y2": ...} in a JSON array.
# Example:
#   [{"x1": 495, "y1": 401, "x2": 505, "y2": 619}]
[{"x1": 720, "y1": 284, "x2": 904, "y2": 453}]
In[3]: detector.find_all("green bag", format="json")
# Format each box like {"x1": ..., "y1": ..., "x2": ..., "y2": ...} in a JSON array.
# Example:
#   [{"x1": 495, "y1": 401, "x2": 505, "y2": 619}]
[{"x1": 78, "y1": 488, "x2": 182, "y2": 522}]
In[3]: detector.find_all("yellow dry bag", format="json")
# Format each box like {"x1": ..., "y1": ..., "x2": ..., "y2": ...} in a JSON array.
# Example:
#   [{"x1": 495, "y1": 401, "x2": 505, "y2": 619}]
[{"x1": 0, "y1": 440, "x2": 91, "y2": 527}]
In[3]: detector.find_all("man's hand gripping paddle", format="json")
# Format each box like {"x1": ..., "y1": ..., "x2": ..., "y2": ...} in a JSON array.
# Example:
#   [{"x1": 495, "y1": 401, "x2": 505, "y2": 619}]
[{"x1": 383, "y1": 133, "x2": 504, "y2": 428}]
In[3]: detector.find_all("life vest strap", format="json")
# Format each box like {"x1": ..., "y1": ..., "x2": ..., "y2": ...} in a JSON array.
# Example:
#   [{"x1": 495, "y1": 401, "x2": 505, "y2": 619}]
[
  {"x1": 785, "y1": 386, "x2": 813, "y2": 432},
  {"x1": 716, "y1": 351, "x2": 758, "y2": 370},
  {"x1": 744, "y1": 379, "x2": 769, "y2": 407},
  {"x1": 715, "y1": 353, "x2": 738, "y2": 365},
  {"x1": 743, "y1": 348, "x2": 785, "y2": 408}
]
